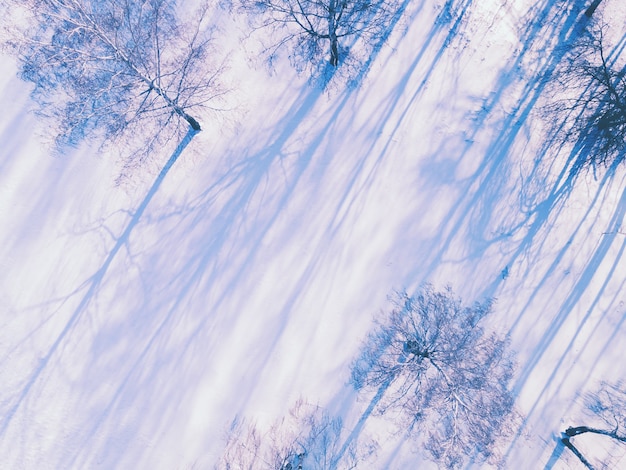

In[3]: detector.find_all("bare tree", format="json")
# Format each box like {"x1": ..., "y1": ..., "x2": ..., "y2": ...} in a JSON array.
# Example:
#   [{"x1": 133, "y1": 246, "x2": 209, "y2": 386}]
[
  {"x1": 237, "y1": 0, "x2": 402, "y2": 76},
  {"x1": 215, "y1": 400, "x2": 377, "y2": 469},
  {"x1": 350, "y1": 285, "x2": 518, "y2": 469},
  {"x1": 2, "y1": 0, "x2": 226, "y2": 161},
  {"x1": 545, "y1": 19, "x2": 626, "y2": 174},
  {"x1": 561, "y1": 381, "x2": 626, "y2": 469}
]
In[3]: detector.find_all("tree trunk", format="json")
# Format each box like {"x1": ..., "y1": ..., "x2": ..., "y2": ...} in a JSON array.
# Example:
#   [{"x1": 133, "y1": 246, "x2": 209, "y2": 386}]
[
  {"x1": 330, "y1": 37, "x2": 339, "y2": 66},
  {"x1": 150, "y1": 83, "x2": 202, "y2": 131},
  {"x1": 328, "y1": 0, "x2": 339, "y2": 66},
  {"x1": 183, "y1": 113, "x2": 202, "y2": 131},
  {"x1": 561, "y1": 436, "x2": 594, "y2": 469},
  {"x1": 565, "y1": 426, "x2": 626, "y2": 443},
  {"x1": 585, "y1": 0, "x2": 603, "y2": 17}
]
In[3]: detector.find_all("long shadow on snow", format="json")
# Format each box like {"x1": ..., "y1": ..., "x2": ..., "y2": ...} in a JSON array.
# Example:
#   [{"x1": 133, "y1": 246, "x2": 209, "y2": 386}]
[
  {"x1": 408, "y1": 0, "x2": 592, "y2": 289},
  {"x1": 61, "y1": 11, "x2": 423, "y2": 463},
  {"x1": 316, "y1": 0, "x2": 476, "y2": 255},
  {"x1": 173, "y1": 7, "x2": 485, "y2": 463},
  {"x1": 1, "y1": 3, "x2": 427, "y2": 459},
  {"x1": 506, "y1": 29, "x2": 626, "y2": 262},
  {"x1": 506, "y1": 161, "x2": 625, "y2": 362},
  {"x1": 60, "y1": 80, "x2": 331, "y2": 466},
  {"x1": 543, "y1": 237, "x2": 626, "y2": 469},
  {"x1": 491, "y1": 29, "x2": 626, "y2": 306},
  {"x1": 82, "y1": 2, "x2": 482, "y2": 460},
  {"x1": 308, "y1": 0, "x2": 490, "y2": 456},
  {"x1": 329, "y1": 1, "x2": 614, "y2": 465},
  {"x1": 499, "y1": 28, "x2": 626, "y2": 405},
  {"x1": 0, "y1": 78, "x2": 319, "y2": 457},
  {"x1": 490, "y1": 16, "x2": 626, "y2": 466},
  {"x1": 328, "y1": 0, "x2": 589, "y2": 456},
  {"x1": 164, "y1": 0, "x2": 469, "y2": 427},
  {"x1": 180, "y1": 3, "x2": 447, "y2": 425},
  {"x1": 0, "y1": 128, "x2": 198, "y2": 439},
  {"x1": 503, "y1": 176, "x2": 626, "y2": 465}
]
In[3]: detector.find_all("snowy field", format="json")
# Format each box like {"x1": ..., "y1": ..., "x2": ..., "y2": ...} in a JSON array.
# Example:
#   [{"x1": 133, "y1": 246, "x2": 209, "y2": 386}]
[{"x1": 1, "y1": 0, "x2": 625, "y2": 468}]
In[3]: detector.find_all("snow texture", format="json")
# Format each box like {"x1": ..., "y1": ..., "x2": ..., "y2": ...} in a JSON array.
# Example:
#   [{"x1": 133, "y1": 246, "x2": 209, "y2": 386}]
[{"x1": 0, "y1": 0, "x2": 625, "y2": 468}]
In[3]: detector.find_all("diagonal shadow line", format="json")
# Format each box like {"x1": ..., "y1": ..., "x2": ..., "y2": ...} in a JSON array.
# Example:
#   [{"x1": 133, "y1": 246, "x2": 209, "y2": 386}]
[
  {"x1": 205, "y1": 86, "x2": 377, "y2": 414},
  {"x1": 513, "y1": 238, "x2": 625, "y2": 450},
  {"x1": 331, "y1": 4, "x2": 605, "y2": 466},
  {"x1": 473, "y1": 5, "x2": 621, "y2": 301},
  {"x1": 171, "y1": 0, "x2": 427, "y2": 234},
  {"x1": 0, "y1": 127, "x2": 198, "y2": 438},
  {"x1": 317, "y1": 0, "x2": 474, "y2": 235},
  {"x1": 326, "y1": 3, "x2": 601, "y2": 466},
  {"x1": 390, "y1": 0, "x2": 474, "y2": 125},
  {"x1": 331, "y1": 379, "x2": 392, "y2": 469},
  {"x1": 540, "y1": 196, "x2": 626, "y2": 383},
  {"x1": 340, "y1": 0, "x2": 416, "y2": 87},
  {"x1": 90, "y1": 8, "x2": 437, "y2": 445},
  {"x1": 530, "y1": 235, "x2": 626, "y2": 462},
  {"x1": 537, "y1": 274, "x2": 626, "y2": 470},
  {"x1": 64, "y1": 79, "x2": 340, "y2": 465},
  {"x1": 319, "y1": 7, "x2": 485, "y2": 412},
  {"x1": 525, "y1": 30, "x2": 626, "y2": 194},
  {"x1": 506, "y1": 164, "x2": 623, "y2": 344},
  {"x1": 145, "y1": 0, "x2": 430, "y2": 416},
  {"x1": 578, "y1": 273, "x2": 626, "y2": 381},
  {"x1": 410, "y1": 2, "x2": 590, "y2": 286},
  {"x1": 320, "y1": 4, "x2": 586, "y2": 455},
  {"x1": 66, "y1": 239, "x2": 226, "y2": 468},
  {"x1": 543, "y1": 434, "x2": 567, "y2": 470},
  {"x1": 543, "y1": 234, "x2": 625, "y2": 393},
  {"x1": 513, "y1": 185, "x2": 625, "y2": 394},
  {"x1": 142, "y1": 5, "x2": 479, "y2": 444},
  {"x1": 501, "y1": 184, "x2": 626, "y2": 465},
  {"x1": 231, "y1": 2, "x2": 459, "y2": 363}
]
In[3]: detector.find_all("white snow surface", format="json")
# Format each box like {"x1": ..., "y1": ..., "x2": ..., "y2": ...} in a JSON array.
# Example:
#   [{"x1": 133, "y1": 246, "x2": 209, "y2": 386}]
[{"x1": 1, "y1": 0, "x2": 625, "y2": 468}]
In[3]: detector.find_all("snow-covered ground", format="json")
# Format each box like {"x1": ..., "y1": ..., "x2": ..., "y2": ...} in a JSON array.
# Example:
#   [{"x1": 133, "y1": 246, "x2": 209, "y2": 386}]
[{"x1": 1, "y1": 0, "x2": 625, "y2": 468}]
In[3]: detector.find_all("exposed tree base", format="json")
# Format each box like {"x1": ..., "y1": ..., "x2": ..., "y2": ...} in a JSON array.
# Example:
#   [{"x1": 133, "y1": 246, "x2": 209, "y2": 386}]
[
  {"x1": 185, "y1": 115, "x2": 202, "y2": 131},
  {"x1": 585, "y1": 0, "x2": 603, "y2": 17}
]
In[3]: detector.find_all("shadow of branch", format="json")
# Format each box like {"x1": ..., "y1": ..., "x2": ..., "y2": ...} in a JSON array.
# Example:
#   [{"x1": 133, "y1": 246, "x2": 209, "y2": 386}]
[
  {"x1": 332, "y1": 379, "x2": 391, "y2": 469},
  {"x1": 0, "y1": 127, "x2": 198, "y2": 438}
]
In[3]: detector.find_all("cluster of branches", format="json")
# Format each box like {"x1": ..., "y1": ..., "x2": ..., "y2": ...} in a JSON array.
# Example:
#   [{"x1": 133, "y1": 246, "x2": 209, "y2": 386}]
[
  {"x1": 215, "y1": 400, "x2": 376, "y2": 469},
  {"x1": 237, "y1": 0, "x2": 402, "y2": 78},
  {"x1": 545, "y1": 19, "x2": 626, "y2": 174},
  {"x1": 350, "y1": 285, "x2": 518, "y2": 469},
  {"x1": 2, "y1": 0, "x2": 226, "y2": 162},
  {"x1": 561, "y1": 381, "x2": 626, "y2": 469},
  {"x1": 0, "y1": 0, "x2": 406, "y2": 166}
]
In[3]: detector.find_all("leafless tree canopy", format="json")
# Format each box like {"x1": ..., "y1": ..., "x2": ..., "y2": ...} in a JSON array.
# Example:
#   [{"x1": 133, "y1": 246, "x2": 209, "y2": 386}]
[
  {"x1": 4, "y1": 0, "x2": 225, "y2": 157},
  {"x1": 350, "y1": 285, "x2": 518, "y2": 469},
  {"x1": 238, "y1": 0, "x2": 401, "y2": 75},
  {"x1": 215, "y1": 400, "x2": 376, "y2": 470},
  {"x1": 584, "y1": 381, "x2": 626, "y2": 436},
  {"x1": 546, "y1": 20, "x2": 626, "y2": 172}
]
